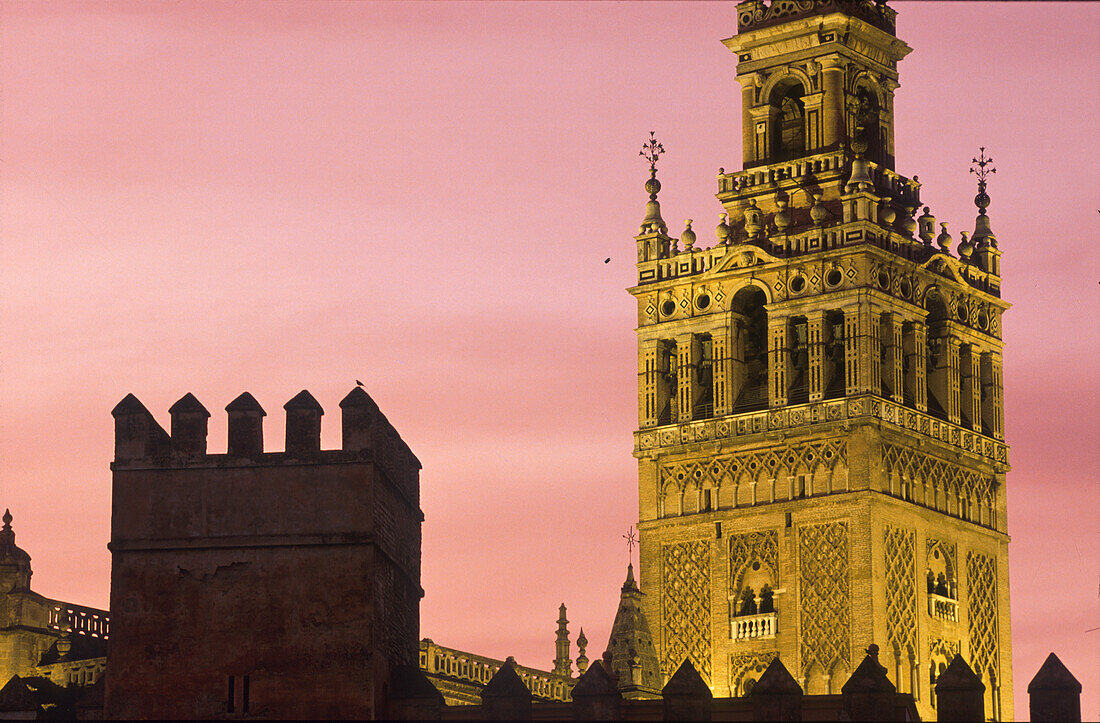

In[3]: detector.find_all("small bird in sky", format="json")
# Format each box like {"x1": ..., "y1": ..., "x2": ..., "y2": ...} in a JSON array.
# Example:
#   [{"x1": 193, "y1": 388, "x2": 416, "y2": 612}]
[
  {"x1": 356, "y1": 380, "x2": 364, "y2": 387},
  {"x1": 604, "y1": 257, "x2": 611, "y2": 264}
]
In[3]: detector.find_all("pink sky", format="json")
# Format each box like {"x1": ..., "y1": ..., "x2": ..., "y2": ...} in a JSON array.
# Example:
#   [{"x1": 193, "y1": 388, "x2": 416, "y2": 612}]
[{"x1": 1, "y1": 1, "x2": 1097, "y2": 718}]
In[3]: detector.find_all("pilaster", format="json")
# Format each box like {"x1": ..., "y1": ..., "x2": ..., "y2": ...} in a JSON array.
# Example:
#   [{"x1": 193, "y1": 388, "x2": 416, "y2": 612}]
[
  {"x1": 768, "y1": 316, "x2": 791, "y2": 408},
  {"x1": 806, "y1": 310, "x2": 826, "y2": 402}
]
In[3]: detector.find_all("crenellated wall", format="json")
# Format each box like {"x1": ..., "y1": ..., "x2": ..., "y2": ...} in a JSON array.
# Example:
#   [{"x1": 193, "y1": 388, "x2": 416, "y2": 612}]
[{"x1": 105, "y1": 386, "x2": 423, "y2": 720}]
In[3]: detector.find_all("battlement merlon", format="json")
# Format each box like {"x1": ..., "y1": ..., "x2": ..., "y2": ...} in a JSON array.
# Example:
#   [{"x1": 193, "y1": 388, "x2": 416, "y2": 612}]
[{"x1": 111, "y1": 387, "x2": 421, "y2": 483}]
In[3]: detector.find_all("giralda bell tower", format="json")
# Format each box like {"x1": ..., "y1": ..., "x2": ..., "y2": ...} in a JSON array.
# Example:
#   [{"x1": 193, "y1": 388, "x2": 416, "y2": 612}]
[{"x1": 630, "y1": 1, "x2": 1012, "y2": 719}]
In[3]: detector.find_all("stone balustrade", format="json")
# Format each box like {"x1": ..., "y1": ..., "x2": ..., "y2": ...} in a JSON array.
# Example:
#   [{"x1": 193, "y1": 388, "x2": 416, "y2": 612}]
[
  {"x1": 419, "y1": 639, "x2": 573, "y2": 703},
  {"x1": 928, "y1": 593, "x2": 958, "y2": 623},
  {"x1": 635, "y1": 394, "x2": 1009, "y2": 469},
  {"x1": 732, "y1": 612, "x2": 777, "y2": 641},
  {"x1": 48, "y1": 602, "x2": 110, "y2": 640}
]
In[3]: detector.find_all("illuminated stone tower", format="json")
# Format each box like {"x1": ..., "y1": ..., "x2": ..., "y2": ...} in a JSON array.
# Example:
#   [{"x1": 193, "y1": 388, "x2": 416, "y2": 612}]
[{"x1": 629, "y1": 2, "x2": 1012, "y2": 720}]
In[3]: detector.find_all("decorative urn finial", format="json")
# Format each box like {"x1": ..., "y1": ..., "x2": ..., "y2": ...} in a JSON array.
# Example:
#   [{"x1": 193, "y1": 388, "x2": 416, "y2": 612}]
[
  {"x1": 936, "y1": 222, "x2": 953, "y2": 253},
  {"x1": 958, "y1": 231, "x2": 974, "y2": 260},
  {"x1": 715, "y1": 212, "x2": 731, "y2": 245},
  {"x1": 681, "y1": 219, "x2": 696, "y2": 251},
  {"x1": 774, "y1": 196, "x2": 791, "y2": 232}
]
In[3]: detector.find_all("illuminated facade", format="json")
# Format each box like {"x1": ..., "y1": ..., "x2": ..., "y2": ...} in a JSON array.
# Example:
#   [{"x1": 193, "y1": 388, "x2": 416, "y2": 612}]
[{"x1": 630, "y1": 1, "x2": 1012, "y2": 719}]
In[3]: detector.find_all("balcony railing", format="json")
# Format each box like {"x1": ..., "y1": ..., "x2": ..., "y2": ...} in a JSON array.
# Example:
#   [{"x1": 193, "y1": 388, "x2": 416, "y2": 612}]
[
  {"x1": 48, "y1": 603, "x2": 110, "y2": 640},
  {"x1": 928, "y1": 593, "x2": 958, "y2": 623},
  {"x1": 732, "y1": 612, "x2": 777, "y2": 641},
  {"x1": 636, "y1": 394, "x2": 1008, "y2": 468}
]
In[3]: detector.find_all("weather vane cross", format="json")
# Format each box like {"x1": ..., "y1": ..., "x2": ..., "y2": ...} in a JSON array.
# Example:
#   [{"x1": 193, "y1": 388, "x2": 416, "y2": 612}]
[
  {"x1": 639, "y1": 131, "x2": 664, "y2": 171},
  {"x1": 623, "y1": 526, "x2": 638, "y2": 565},
  {"x1": 970, "y1": 146, "x2": 996, "y2": 185}
]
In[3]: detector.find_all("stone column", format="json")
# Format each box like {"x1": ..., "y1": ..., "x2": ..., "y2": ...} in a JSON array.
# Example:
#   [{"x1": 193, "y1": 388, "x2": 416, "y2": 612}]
[
  {"x1": 768, "y1": 316, "x2": 791, "y2": 407},
  {"x1": 740, "y1": 79, "x2": 758, "y2": 167},
  {"x1": 677, "y1": 334, "x2": 702, "y2": 422},
  {"x1": 806, "y1": 310, "x2": 826, "y2": 401},
  {"x1": 820, "y1": 57, "x2": 845, "y2": 149},
  {"x1": 980, "y1": 351, "x2": 1004, "y2": 440}
]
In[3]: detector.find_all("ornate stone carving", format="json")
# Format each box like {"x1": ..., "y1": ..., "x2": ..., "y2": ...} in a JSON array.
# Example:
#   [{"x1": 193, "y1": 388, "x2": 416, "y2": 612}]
[
  {"x1": 966, "y1": 551, "x2": 999, "y2": 681},
  {"x1": 884, "y1": 526, "x2": 916, "y2": 657},
  {"x1": 928, "y1": 636, "x2": 960, "y2": 663},
  {"x1": 730, "y1": 651, "x2": 780, "y2": 697},
  {"x1": 798, "y1": 521, "x2": 851, "y2": 677},
  {"x1": 661, "y1": 540, "x2": 712, "y2": 683},
  {"x1": 729, "y1": 531, "x2": 779, "y2": 594},
  {"x1": 660, "y1": 439, "x2": 846, "y2": 494},
  {"x1": 882, "y1": 442, "x2": 995, "y2": 524}
]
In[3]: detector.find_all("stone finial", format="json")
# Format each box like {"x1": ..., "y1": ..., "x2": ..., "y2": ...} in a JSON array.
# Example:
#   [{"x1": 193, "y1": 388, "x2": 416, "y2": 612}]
[
  {"x1": 934, "y1": 654, "x2": 984, "y2": 722},
  {"x1": 809, "y1": 193, "x2": 828, "y2": 225},
  {"x1": 662, "y1": 659, "x2": 712, "y2": 722},
  {"x1": 901, "y1": 205, "x2": 918, "y2": 236},
  {"x1": 2, "y1": 509, "x2": 11, "y2": 532},
  {"x1": 225, "y1": 392, "x2": 266, "y2": 458},
  {"x1": 774, "y1": 198, "x2": 790, "y2": 232},
  {"x1": 958, "y1": 231, "x2": 974, "y2": 260},
  {"x1": 681, "y1": 219, "x2": 696, "y2": 251},
  {"x1": 715, "y1": 213, "x2": 731, "y2": 245},
  {"x1": 1028, "y1": 653, "x2": 1082, "y2": 723},
  {"x1": 168, "y1": 393, "x2": 210, "y2": 458},
  {"x1": 751, "y1": 657, "x2": 801, "y2": 722},
  {"x1": 571, "y1": 661, "x2": 622, "y2": 721},
  {"x1": 879, "y1": 201, "x2": 897, "y2": 226},
  {"x1": 841, "y1": 644, "x2": 896, "y2": 721},
  {"x1": 284, "y1": 390, "x2": 323, "y2": 457},
  {"x1": 575, "y1": 629, "x2": 589, "y2": 676},
  {"x1": 386, "y1": 664, "x2": 444, "y2": 721},
  {"x1": 481, "y1": 660, "x2": 532, "y2": 721},
  {"x1": 936, "y1": 222, "x2": 953, "y2": 253}
]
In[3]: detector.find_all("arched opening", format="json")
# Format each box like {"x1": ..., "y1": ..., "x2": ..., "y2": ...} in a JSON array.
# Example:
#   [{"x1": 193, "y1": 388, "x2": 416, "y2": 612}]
[
  {"x1": 850, "y1": 83, "x2": 882, "y2": 163},
  {"x1": 925, "y1": 289, "x2": 953, "y2": 422},
  {"x1": 824, "y1": 310, "x2": 846, "y2": 398},
  {"x1": 771, "y1": 80, "x2": 806, "y2": 161},
  {"x1": 731, "y1": 287, "x2": 769, "y2": 412}
]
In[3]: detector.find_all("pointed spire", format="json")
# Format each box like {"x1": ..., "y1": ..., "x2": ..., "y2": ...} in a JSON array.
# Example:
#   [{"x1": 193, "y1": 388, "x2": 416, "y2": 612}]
[
  {"x1": 2, "y1": 509, "x2": 11, "y2": 532},
  {"x1": 605, "y1": 564, "x2": 661, "y2": 699},
  {"x1": 553, "y1": 603, "x2": 572, "y2": 677},
  {"x1": 623, "y1": 562, "x2": 637, "y2": 592}
]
